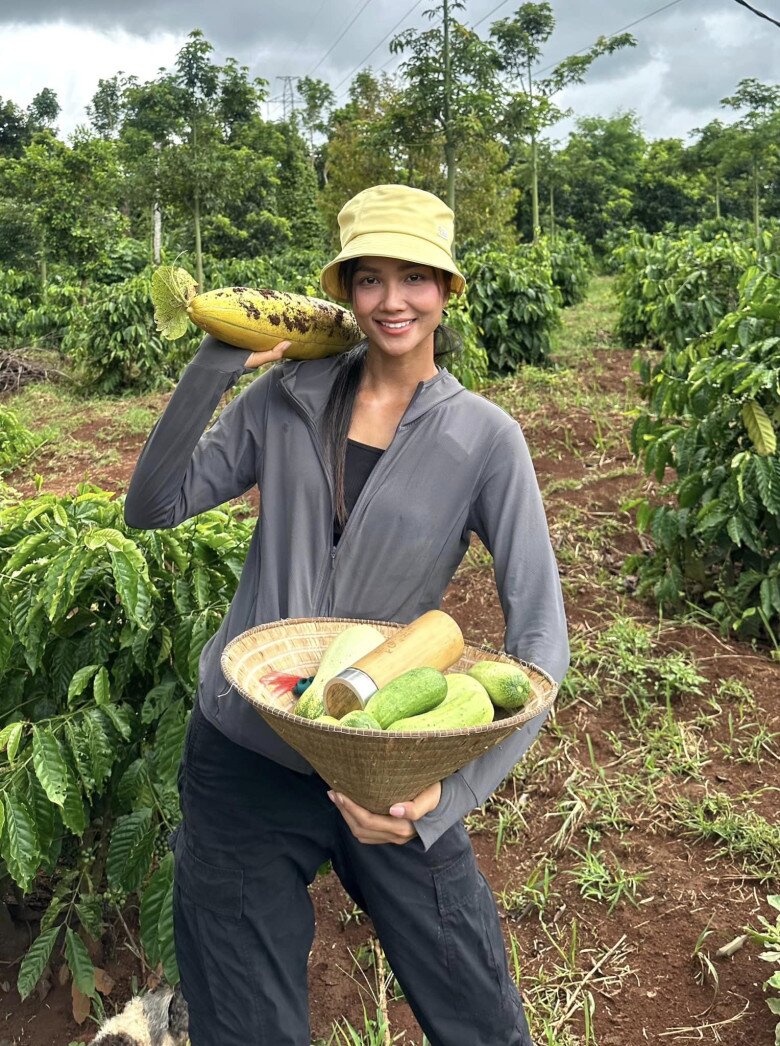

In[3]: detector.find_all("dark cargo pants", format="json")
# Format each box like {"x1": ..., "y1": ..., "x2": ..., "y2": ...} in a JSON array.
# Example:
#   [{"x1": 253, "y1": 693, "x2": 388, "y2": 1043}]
[{"x1": 172, "y1": 699, "x2": 534, "y2": 1046}]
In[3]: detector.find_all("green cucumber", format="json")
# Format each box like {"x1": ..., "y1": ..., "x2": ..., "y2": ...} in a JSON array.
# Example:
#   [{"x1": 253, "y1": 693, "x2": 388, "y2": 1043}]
[
  {"x1": 466, "y1": 661, "x2": 532, "y2": 710},
  {"x1": 337, "y1": 710, "x2": 382, "y2": 730},
  {"x1": 364, "y1": 667, "x2": 447, "y2": 729},
  {"x1": 387, "y1": 673, "x2": 493, "y2": 732}
]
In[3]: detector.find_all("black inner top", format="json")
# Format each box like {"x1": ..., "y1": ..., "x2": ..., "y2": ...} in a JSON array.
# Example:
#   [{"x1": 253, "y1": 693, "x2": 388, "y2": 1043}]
[{"x1": 333, "y1": 438, "x2": 384, "y2": 544}]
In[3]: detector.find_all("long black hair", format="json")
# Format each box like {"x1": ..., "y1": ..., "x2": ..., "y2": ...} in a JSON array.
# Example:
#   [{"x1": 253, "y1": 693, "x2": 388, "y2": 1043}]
[{"x1": 321, "y1": 257, "x2": 463, "y2": 528}]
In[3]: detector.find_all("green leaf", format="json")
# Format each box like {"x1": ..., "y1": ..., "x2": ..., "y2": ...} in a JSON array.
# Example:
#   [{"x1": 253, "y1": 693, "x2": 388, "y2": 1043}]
[
  {"x1": 101, "y1": 703, "x2": 133, "y2": 741},
  {"x1": 158, "y1": 865, "x2": 179, "y2": 985},
  {"x1": 107, "y1": 808, "x2": 154, "y2": 893},
  {"x1": 93, "y1": 667, "x2": 110, "y2": 707},
  {"x1": 141, "y1": 681, "x2": 178, "y2": 725},
  {"x1": 32, "y1": 725, "x2": 70, "y2": 807},
  {"x1": 5, "y1": 721, "x2": 24, "y2": 763},
  {"x1": 64, "y1": 927, "x2": 95, "y2": 998},
  {"x1": 2, "y1": 793, "x2": 40, "y2": 891},
  {"x1": 83, "y1": 529, "x2": 154, "y2": 627},
  {"x1": 42, "y1": 546, "x2": 91, "y2": 625},
  {"x1": 68, "y1": 665, "x2": 100, "y2": 706},
  {"x1": 154, "y1": 700, "x2": 187, "y2": 788},
  {"x1": 140, "y1": 852, "x2": 173, "y2": 967},
  {"x1": 61, "y1": 773, "x2": 87, "y2": 837},
  {"x1": 17, "y1": 925, "x2": 61, "y2": 1000},
  {"x1": 742, "y1": 400, "x2": 777, "y2": 456},
  {"x1": 151, "y1": 266, "x2": 197, "y2": 341},
  {"x1": 83, "y1": 708, "x2": 115, "y2": 791},
  {"x1": 26, "y1": 769, "x2": 55, "y2": 859},
  {"x1": 75, "y1": 896, "x2": 103, "y2": 942}
]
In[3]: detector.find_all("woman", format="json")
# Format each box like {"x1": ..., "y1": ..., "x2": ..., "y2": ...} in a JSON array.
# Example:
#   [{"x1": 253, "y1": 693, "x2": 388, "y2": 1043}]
[{"x1": 124, "y1": 183, "x2": 569, "y2": 1046}]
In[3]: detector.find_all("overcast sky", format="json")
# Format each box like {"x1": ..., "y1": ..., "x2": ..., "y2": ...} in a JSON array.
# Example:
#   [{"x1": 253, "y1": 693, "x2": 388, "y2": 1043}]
[{"x1": 1, "y1": 0, "x2": 779, "y2": 144}]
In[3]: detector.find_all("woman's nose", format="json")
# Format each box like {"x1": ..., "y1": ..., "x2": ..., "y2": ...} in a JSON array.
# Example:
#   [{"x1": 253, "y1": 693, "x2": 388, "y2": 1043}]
[{"x1": 380, "y1": 280, "x2": 406, "y2": 310}]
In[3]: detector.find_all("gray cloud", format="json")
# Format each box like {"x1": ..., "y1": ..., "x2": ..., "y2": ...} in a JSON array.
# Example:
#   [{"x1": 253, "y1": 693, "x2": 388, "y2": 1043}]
[{"x1": 1, "y1": 0, "x2": 779, "y2": 138}]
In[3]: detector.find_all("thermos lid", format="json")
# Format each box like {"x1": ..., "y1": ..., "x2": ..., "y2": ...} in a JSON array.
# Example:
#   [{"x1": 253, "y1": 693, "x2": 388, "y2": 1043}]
[{"x1": 324, "y1": 668, "x2": 377, "y2": 718}]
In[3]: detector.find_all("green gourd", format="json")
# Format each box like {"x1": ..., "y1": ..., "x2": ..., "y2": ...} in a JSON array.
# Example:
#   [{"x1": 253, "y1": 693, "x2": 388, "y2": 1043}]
[{"x1": 294, "y1": 624, "x2": 385, "y2": 719}]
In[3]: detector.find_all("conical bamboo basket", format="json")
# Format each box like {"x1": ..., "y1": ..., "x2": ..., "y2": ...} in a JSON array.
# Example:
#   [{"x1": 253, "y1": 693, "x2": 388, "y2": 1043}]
[{"x1": 221, "y1": 617, "x2": 557, "y2": 813}]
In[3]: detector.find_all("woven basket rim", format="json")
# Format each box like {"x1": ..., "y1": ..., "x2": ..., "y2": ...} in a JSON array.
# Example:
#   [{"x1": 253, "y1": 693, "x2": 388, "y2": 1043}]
[{"x1": 221, "y1": 616, "x2": 558, "y2": 737}]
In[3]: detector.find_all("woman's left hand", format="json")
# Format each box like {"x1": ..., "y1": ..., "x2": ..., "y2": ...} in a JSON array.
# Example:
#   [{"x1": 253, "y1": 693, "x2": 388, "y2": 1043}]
[{"x1": 328, "y1": 781, "x2": 442, "y2": 845}]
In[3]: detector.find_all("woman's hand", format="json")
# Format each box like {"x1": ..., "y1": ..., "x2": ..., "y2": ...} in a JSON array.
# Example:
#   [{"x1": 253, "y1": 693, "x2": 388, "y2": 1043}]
[
  {"x1": 328, "y1": 781, "x2": 442, "y2": 845},
  {"x1": 244, "y1": 340, "x2": 292, "y2": 369}
]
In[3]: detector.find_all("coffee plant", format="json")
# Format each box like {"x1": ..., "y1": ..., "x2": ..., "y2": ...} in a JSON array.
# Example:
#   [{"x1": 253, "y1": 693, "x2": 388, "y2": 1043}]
[
  {"x1": 462, "y1": 243, "x2": 560, "y2": 374},
  {"x1": 612, "y1": 229, "x2": 753, "y2": 351},
  {"x1": 0, "y1": 407, "x2": 44, "y2": 474},
  {"x1": 627, "y1": 261, "x2": 780, "y2": 644},
  {"x1": 62, "y1": 269, "x2": 202, "y2": 394},
  {"x1": 0, "y1": 486, "x2": 252, "y2": 1000},
  {"x1": 546, "y1": 230, "x2": 593, "y2": 307}
]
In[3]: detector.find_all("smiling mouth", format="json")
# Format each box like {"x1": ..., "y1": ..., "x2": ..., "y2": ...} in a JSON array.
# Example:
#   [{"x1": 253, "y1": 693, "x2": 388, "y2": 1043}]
[{"x1": 376, "y1": 319, "x2": 416, "y2": 330}]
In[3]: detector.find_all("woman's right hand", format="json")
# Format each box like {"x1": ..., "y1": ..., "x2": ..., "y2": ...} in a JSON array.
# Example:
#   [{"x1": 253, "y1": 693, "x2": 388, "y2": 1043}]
[{"x1": 244, "y1": 340, "x2": 293, "y2": 370}]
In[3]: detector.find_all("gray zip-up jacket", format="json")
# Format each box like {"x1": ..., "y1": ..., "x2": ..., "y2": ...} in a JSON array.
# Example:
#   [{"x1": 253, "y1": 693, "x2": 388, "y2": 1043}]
[{"x1": 124, "y1": 337, "x2": 569, "y2": 848}]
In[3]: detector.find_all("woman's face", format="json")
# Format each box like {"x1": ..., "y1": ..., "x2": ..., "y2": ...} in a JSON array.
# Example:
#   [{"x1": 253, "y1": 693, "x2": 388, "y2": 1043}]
[{"x1": 350, "y1": 256, "x2": 447, "y2": 361}]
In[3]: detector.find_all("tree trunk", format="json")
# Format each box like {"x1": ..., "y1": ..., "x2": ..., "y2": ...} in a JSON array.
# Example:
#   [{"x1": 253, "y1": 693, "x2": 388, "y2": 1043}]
[
  {"x1": 153, "y1": 201, "x2": 162, "y2": 266},
  {"x1": 752, "y1": 157, "x2": 760, "y2": 241},
  {"x1": 194, "y1": 190, "x2": 203, "y2": 290},
  {"x1": 528, "y1": 58, "x2": 540, "y2": 242},
  {"x1": 715, "y1": 171, "x2": 721, "y2": 221},
  {"x1": 443, "y1": 0, "x2": 456, "y2": 212},
  {"x1": 549, "y1": 183, "x2": 555, "y2": 245},
  {"x1": 40, "y1": 251, "x2": 47, "y2": 303},
  {"x1": 531, "y1": 135, "x2": 540, "y2": 242}
]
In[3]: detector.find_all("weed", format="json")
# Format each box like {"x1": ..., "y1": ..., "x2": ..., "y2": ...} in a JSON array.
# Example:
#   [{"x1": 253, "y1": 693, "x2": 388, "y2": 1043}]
[
  {"x1": 567, "y1": 841, "x2": 649, "y2": 912},
  {"x1": 673, "y1": 792, "x2": 780, "y2": 880}
]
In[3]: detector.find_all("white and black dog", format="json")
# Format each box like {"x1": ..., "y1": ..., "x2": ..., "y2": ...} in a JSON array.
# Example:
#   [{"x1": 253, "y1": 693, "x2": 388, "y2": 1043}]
[{"x1": 91, "y1": 985, "x2": 188, "y2": 1046}]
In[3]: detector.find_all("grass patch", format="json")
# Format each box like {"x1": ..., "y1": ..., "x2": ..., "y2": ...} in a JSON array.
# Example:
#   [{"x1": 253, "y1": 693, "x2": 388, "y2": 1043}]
[{"x1": 672, "y1": 791, "x2": 780, "y2": 881}]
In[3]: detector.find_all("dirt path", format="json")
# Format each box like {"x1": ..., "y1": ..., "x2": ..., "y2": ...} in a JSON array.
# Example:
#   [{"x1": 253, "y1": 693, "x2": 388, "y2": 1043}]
[{"x1": 4, "y1": 277, "x2": 779, "y2": 1046}]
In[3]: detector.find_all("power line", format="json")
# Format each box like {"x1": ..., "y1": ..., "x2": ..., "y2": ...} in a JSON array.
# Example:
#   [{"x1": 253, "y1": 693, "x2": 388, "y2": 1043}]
[
  {"x1": 533, "y1": 0, "x2": 690, "y2": 77},
  {"x1": 332, "y1": 0, "x2": 427, "y2": 92},
  {"x1": 732, "y1": 0, "x2": 780, "y2": 28},
  {"x1": 297, "y1": 0, "x2": 332, "y2": 51},
  {"x1": 307, "y1": 0, "x2": 374, "y2": 77},
  {"x1": 471, "y1": 0, "x2": 513, "y2": 30}
]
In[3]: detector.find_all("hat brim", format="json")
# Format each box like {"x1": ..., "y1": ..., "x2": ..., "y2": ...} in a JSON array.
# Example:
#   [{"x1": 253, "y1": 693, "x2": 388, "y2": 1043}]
[{"x1": 319, "y1": 231, "x2": 467, "y2": 302}]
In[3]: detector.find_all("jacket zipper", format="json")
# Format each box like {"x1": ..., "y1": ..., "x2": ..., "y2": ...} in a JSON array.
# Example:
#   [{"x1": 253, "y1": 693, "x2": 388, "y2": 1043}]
[
  {"x1": 279, "y1": 380, "x2": 337, "y2": 612},
  {"x1": 326, "y1": 379, "x2": 427, "y2": 565}
]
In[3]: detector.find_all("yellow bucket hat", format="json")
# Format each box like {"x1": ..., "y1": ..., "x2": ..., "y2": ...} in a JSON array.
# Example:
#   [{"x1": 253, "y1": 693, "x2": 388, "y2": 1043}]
[{"x1": 319, "y1": 184, "x2": 467, "y2": 303}]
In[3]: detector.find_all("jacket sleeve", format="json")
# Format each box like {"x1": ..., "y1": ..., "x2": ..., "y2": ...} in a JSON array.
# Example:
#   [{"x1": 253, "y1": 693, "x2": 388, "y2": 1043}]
[
  {"x1": 414, "y1": 420, "x2": 569, "y2": 851},
  {"x1": 123, "y1": 336, "x2": 265, "y2": 530}
]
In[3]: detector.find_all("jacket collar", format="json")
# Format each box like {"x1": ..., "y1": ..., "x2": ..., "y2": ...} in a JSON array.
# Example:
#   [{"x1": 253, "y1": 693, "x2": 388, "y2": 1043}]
[{"x1": 277, "y1": 354, "x2": 464, "y2": 426}]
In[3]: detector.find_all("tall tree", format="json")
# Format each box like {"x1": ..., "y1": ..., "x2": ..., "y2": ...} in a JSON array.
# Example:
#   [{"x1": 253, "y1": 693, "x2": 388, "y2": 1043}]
[
  {"x1": 26, "y1": 88, "x2": 60, "y2": 133},
  {"x1": 2, "y1": 130, "x2": 124, "y2": 291},
  {"x1": 552, "y1": 113, "x2": 644, "y2": 247},
  {"x1": 490, "y1": 2, "x2": 634, "y2": 240},
  {"x1": 390, "y1": 0, "x2": 501, "y2": 212},
  {"x1": 295, "y1": 76, "x2": 335, "y2": 163},
  {"x1": 720, "y1": 78, "x2": 780, "y2": 239}
]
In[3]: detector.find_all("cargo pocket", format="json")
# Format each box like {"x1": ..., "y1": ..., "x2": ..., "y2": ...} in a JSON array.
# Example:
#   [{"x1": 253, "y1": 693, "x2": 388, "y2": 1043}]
[
  {"x1": 174, "y1": 829, "x2": 243, "y2": 921},
  {"x1": 432, "y1": 849, "x2": 509, "y2": 1008}
]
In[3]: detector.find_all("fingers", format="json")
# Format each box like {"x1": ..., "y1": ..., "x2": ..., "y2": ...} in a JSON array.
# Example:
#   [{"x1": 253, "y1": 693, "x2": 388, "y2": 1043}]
[
  {"x1": 328, "y1": 791, "x2": 416, "y2": 845},
  {"x1": 245, "y1": 339, "x2": 292, "y2": 369}
]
